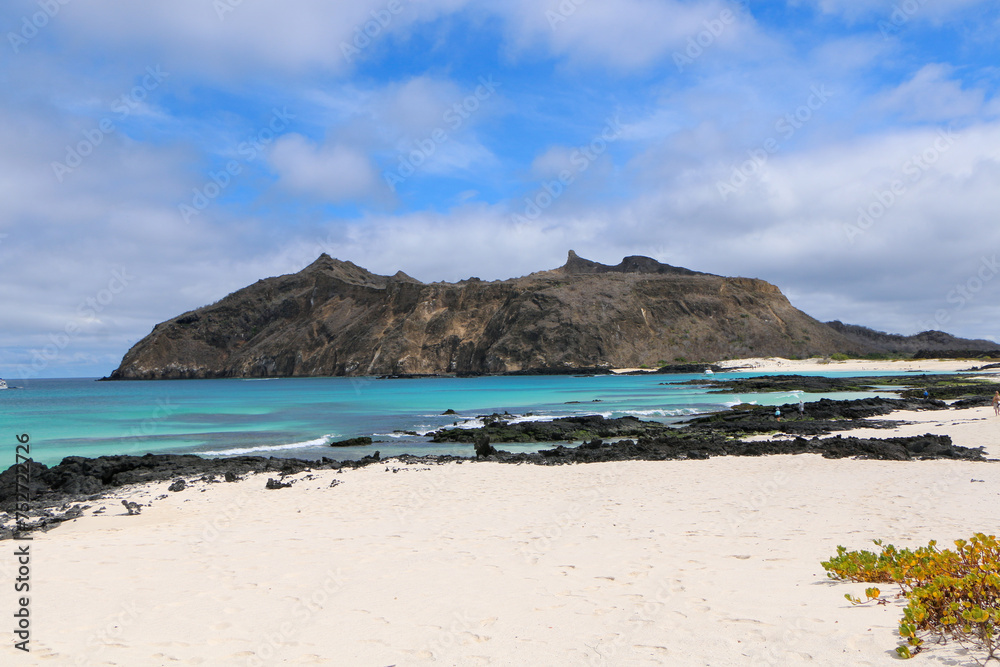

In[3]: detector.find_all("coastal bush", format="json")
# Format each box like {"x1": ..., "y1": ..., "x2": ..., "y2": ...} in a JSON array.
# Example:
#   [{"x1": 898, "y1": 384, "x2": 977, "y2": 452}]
[
  {"x1": 821, "y1": 534, "x2": 1000, "y2": 662},
  {"x1": 862, "y1": 352, "x2": 913, "y2": 361},
  {"x1": 829, "y1": 353, "x2": 851, "y2": 361}
]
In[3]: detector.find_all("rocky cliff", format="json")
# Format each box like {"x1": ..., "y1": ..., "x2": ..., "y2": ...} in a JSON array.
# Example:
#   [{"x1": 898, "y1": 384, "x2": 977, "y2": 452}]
[{"x1": 106, "y1": 252, "x2": 997, "y2": 379}]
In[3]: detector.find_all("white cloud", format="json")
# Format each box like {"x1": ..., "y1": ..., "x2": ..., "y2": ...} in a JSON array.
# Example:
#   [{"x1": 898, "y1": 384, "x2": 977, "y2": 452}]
[
  {"x1": 502, "y1": 0, "x2": 758, "y2": 69},
  {"x1": 613, "y1": 121, "x2": 1000, "y2": 335},
  {"x1": 321, "y1": 204, "x2": 612, "y2": 283},
  {"x1": 40, "y1": 1, "x2": 444, "y2": 78},
  {"x1": 270, "y1": 134, "x2": 379, "y2": 202},
  {"x1": 875, "y1": 64, "x2": 986, "y2": 122},
  {"x1": 794, "y1": 0, "x2": 989, "y2": 22},
  {"x1": 3, "y1": 0, "x2": 1000, "y2": 379},
  {"x1": 375, "y1": 76, "x2": 467, "y2": 140}
]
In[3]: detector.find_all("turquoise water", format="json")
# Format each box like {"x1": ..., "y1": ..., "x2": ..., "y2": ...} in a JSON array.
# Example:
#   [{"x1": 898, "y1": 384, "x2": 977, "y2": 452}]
[{"x1": 0, "y1": 372, "x2": 914, "y2": 466}]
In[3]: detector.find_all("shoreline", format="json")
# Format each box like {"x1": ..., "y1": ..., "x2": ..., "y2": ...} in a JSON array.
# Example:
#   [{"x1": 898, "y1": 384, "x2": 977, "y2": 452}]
[
  {"x1": 6, "y1": 363, "x2": 1000, "y2": 527},
  {"x1": 3, "y1": 361, "x2": 999, "y2": 664},
  {"x1": 4, "y1": 394, "x2": 996, "y2": 538},
  {"x1": 713, "y1": 356, "x2": 999, "y2": 375}
]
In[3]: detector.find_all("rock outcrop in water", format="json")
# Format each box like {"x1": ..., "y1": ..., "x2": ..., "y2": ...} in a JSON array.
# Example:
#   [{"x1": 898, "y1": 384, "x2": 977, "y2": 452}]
[{"x1": 106, "y1": 252, "x2": 1000, "y2": 379}]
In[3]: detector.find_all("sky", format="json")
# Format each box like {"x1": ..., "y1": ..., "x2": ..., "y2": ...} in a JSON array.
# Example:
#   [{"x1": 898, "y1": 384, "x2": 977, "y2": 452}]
[{"x1": 2, "y1": 0, "x2": 999, "y2": 378}]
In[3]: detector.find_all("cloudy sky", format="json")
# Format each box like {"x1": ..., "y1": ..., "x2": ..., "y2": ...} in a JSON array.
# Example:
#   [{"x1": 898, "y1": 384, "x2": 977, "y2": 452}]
[{"x1": 2, "y1": 0, "x2": 999, "y2": 377}]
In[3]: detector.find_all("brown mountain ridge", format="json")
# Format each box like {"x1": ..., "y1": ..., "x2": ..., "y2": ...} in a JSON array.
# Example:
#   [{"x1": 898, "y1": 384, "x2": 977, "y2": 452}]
[{"x1": 107, "y1": 251, "x2": 999, "y2": 379}]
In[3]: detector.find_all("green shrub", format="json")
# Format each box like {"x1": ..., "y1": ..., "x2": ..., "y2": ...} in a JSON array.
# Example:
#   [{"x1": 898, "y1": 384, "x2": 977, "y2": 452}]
[
  {"x1": 822, "y1": 534, "x2": 1000, "y2": 662},
  {"x1": 829, "y1": 352, "x2": 851, "y2": 361}
]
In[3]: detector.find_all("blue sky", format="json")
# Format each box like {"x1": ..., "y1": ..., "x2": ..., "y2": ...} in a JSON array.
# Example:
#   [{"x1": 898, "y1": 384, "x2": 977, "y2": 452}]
[{"x1": 2, "y1": 0, "x2": 999, "y2": 377}]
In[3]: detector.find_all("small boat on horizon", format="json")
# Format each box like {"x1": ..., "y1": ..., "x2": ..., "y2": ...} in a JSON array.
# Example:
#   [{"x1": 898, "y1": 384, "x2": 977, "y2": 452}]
[{"x1": 0, "y1": 379, "x2": 7, "y2": 390}]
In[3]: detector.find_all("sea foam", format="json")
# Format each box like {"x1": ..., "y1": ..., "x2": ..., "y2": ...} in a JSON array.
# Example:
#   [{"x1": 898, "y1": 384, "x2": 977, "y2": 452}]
[{"x1": 199, "y1": 434, "x2": 337, "y2": 456}]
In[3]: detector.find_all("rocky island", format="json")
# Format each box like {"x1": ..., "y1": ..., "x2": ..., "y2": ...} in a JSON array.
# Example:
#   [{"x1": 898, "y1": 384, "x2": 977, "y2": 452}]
[{"x1": 106, "y1": 252, "x2": 1000, "y2": 380}]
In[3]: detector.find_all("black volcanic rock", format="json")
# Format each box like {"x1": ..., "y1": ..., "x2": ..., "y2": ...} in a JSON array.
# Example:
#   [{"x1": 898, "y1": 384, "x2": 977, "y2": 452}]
[
  {"x1": 329, "y1": 437, "x2": 372, "y2": 448},
  {"x1": 0, "y1": 454, "x2": 324, "y2": 510},
  {"x1": 475, "y1": 431, "x2": 985, "y2": 465},
  {"x1": 431, "y1": 414, "x2": 671, "y2": 443},
  {"x1": 473, "y1": 432, "x2": 496, "y2": 458}
]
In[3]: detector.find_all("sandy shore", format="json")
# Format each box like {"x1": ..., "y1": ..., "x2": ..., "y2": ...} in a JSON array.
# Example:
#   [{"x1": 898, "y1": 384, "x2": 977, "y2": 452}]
[
  {"x1": 716, "y1": 356, "x2": 996, "y2": 375},
  {"x1": 612, "y1": 357, "x2": 995, "y2": 375},
  {"x1": 5, "y1": 359, "x2": 999, "y2": 665},
  {"x1": 4, "y1": 451, "x2": 998, "y2": 665}
]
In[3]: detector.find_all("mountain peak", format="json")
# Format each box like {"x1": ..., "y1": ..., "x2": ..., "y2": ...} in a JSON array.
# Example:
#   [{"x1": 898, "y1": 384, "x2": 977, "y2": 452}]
[
  {"x1": 560, "y1": 251, "x2": 703, "y2": 277},
  {"x1": 305, "y1": 254, "x2": 385, "y2": 287}
]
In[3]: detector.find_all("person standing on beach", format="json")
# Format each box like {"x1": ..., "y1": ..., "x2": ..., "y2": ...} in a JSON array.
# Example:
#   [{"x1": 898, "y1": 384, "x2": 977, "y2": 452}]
[
  {"x1": 993, "y1": 391, "x2": 999, "y2": 416},
  {"x1": 775, "y1": 407, "x2": 781, "y2": 422},
  {"x1": 798, "y1": 398, "x2": 804, "y2": 415}
]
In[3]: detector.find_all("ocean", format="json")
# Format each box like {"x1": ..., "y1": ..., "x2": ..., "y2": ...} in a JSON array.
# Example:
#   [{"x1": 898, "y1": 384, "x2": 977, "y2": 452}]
[{"x1": 0, "y1": 372, "x2": 908, "y2": 466}]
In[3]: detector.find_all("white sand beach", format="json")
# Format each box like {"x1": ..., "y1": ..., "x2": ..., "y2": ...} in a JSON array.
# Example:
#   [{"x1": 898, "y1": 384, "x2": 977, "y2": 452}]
[
  {"x1": 716, "y1": 357, "x2": 999, "y2": 375},
  {"x1": 613, "y1": 357, "x2": 994, "y2": 375},
  {"x1": 718, "y1": 357, "x2": 995, "y2": 375},
  {"x1": 4, "y1": 450, "x2": 998, "y2": 665},
  {"x1": 4, "y1": 358, "x2": 999, "y2": 666}
]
